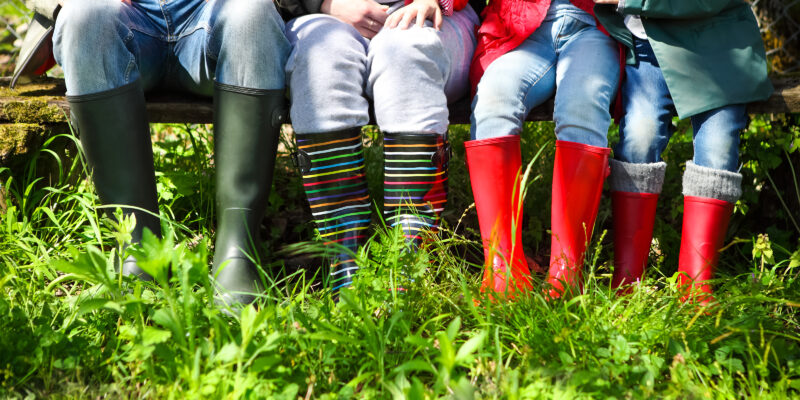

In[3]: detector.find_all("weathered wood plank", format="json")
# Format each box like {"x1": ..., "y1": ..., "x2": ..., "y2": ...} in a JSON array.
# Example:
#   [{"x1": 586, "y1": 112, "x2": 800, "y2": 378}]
[
  {"x1": 747, "y1": 77, "x2": 800, "y2": 114},
  {"x1": 1, "y1": 76, "x2": 798, "y2": 126}
]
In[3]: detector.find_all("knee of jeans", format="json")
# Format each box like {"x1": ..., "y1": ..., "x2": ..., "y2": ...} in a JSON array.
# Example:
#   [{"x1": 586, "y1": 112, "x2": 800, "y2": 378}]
[
  {"x1": 58, "y1": 0, "x2": 122, "y2": 30},
  {"x1": 617, "y1": 112, "x2": 663, "y2": 162},
  {"x1": 371, "y1": 28, "x2": 447, "y2": 71},
  {"x1": 54, "y1": 0, "x2": 127, "y2": 67},
  {"x1": 55, "y1": 0, "x2": 124, "y2": 46},
  {"x1": 472, "y1": 74, "x2": 525, "y2": 121},
  {"x1": 214, "y1": 0, "x2": 289, "y2": 59},
  {"x1": 216, "y1": 0, "x2": 283, "y2": 35}
]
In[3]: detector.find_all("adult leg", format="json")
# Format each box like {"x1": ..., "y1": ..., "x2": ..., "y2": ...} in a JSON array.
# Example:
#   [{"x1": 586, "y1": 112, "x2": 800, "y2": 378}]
[
  {"x1": 368, "y1": 7, "x2": 477, "y2": 246},
  {"x1": 286, "y1": 16, "x2": 372, "y2": 292},
  {"x1": 466, "y1": 24, "x2": 559, "y2": 298},
  {"x1": 678, "y1": 105, "x2": 746, "y2": 304},
  {"x1": 545, "y1": 17, "x2": 620, "y2": 297},
  {"x1": 609, "y1": 38, "x2": 675, "y2": 292},
  {"x1": 169, "y1": 0, "x2": 291, "y2": 305},
  {"x1": 54, "y1": 0, "x2": 166, "y2": 280}
]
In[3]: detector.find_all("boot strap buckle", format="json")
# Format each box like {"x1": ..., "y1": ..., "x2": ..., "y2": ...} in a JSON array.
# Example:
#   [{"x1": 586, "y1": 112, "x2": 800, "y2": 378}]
[{"x1": 291, "y1": 149, "x2": 312, "y2": 173}]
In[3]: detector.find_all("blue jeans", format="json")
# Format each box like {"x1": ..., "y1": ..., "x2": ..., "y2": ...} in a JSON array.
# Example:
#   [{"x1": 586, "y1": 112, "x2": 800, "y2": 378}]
[
  {"x1": 285, "y1": 4, "x2": 478, "y2": 134},
  {"x1": 614, "y1": 39, "x2": 746, "y2": 172},
  {"x1": 470, "y1": 6, "x2": 619, "y2": 146},
  {"x1": 53, "y1": 0, "x2": 290, "y2": 96}
]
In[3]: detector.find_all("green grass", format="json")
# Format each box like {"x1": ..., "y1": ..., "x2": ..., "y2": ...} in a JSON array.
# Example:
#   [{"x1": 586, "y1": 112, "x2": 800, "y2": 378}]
[{"x1": 1, "y1": 120, "x2": 799, "y2": 399}]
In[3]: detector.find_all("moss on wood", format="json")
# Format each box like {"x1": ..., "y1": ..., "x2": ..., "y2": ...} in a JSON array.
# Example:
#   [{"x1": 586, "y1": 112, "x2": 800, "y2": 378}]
[
  {"x1": 0, "y1": 123, "x2": 47, "y2": 161},
  {"x1": 2, "y1": 99, "x2": 67, "y2": 124}
]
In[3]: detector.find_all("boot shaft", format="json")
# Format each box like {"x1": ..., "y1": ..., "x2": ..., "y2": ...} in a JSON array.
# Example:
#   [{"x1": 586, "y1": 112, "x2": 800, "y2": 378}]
[
  {"x1": 294, "y1": 128, "x2": 371, "y2": 291},
  {"x1": 67, "y1": 80, "x2": 160, "y2": 243},
  {"x1": 214, "y1": 83, "x2": 285, "y2": 212},
  {"x1": 464, "y1": 135, "x2": 532, "y2": 297},
  {"x1": 383, "y1": 132, "x2": 449, "y2": 245},
  {"x1": 546, "y1": 140, "x2": 610, "y2": 298},
  {"x1": 211, "y1": 83, "x2": 287, "y2": 305},
  {"x1": 677, "y1": 195, "x2": 734, "y2": 300},
  {"x1": 611, "y1": 191, "x2": 659, "y2": 290}
]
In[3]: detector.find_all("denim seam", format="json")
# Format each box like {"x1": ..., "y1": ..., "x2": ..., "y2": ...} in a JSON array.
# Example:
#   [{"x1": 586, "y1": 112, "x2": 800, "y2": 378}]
[
  {"x1": 159, "y1": 2, "x2": 171, "y2": 39},
  {"x1": 553, "y1": 16, "x2": 568, "y2": 52},
  {"x1": 123, "y1": 29, "x2": 136, "y2": 86},
  {"x1": 175, "y1": 25, "x2": 211, "y2": 42},
  {"x1": 207, "y1": 22, "x2": 220, "y2": 62}
]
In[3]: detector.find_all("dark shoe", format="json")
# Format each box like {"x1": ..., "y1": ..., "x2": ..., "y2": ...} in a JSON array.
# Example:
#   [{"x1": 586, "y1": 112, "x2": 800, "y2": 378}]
[
  {"x1": 67, "y1": 80, "x2": 160, "y2": 281},
  {"x1": 293, "y1": 128, "x2": 370, "y2": 293},
  {"x1": 211, "y1": 82, "x2": 286, "y2": 306}
]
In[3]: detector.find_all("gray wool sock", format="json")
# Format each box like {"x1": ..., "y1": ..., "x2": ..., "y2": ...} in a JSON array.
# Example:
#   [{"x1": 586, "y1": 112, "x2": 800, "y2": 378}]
[
  {"x1": 682, "y1": 161, "x2": 742, "y2": 203},
  {"x1": 608, "y1": 159, "x2": 667, "y2": 194}
]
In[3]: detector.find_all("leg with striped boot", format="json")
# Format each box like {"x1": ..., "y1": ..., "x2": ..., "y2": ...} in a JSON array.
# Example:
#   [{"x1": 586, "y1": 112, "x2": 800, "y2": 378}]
[
  {"x1": 293, "y1": 128, "x2": 372, "y2": 293},
  {"x1": 383, "y1": 132, "x2": 449, "y2": 246}
]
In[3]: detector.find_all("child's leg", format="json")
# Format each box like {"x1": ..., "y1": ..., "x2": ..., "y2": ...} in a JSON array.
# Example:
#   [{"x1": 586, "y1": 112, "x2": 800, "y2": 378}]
[
  {"x1": 285, "y1": 15, "x2": 371, "y2": 133},
  {"x1": 609, "y1": 38, "x2": 675, "y2": 291},
  {"x1": 678, "y1": 105, "x2": 746, "y2": 304},
  {"x1": 469, "y1": 24, "x2": 558, "y2": 141},
  {"x1": 545, "y1": 18, "x2": 619, "y2": 297},
  {"x1": 465, "y1": 24, "x2": 560, "y2": 297},
  {"x1": 367, "y1": 8, "x2": 477, "y2": 246},
  {"x1": 551, "y1": 20, "x2": 619, "y2": 148},
  {"x1": 286, "y1": 16, "x2": 372, "y2": 292},
  {"x1": 367, "y1": 7, "x2": 478, "y2": 134}
]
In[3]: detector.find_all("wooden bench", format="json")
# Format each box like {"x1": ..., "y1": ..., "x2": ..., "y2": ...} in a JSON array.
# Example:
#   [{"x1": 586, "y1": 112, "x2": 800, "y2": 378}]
[{"x1": 2, "y1": 76, "x2": 799, "y2": 164}]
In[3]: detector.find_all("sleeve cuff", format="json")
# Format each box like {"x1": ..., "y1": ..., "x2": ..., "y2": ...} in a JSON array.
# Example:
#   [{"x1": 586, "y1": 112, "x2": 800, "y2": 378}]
[{"x1": 440, "y1": 0, "x2": 454, "y2": 16}]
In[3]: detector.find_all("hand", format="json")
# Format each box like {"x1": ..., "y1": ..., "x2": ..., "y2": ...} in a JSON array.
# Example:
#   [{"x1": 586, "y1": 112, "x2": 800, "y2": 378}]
[
  {"x1": 384, "y1": 0, "x2": 442, "y2": 31},
  {"x1": 321, "y1": 0, "x2": 389, "y2": 39},
  {"x1": 594, "y1": 0, "x2": 619, "y2": 4}
]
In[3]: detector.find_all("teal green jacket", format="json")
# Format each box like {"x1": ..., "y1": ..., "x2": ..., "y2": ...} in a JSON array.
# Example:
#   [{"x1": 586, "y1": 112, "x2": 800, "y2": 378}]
[{"x1": 595, "y1": 0, "x2": 773, "y2": 119}]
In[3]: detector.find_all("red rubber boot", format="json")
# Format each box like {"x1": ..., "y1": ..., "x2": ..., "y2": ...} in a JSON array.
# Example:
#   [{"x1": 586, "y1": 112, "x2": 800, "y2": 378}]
[
  {"x1": 610, "y1": 191, "x2": 659, "y2": 293},
  {"x1": 677, "y1": 196, "x2": 734, "y2": 305},
  {"x1": 465, "y1": 135, "x2": 533, "y2": 299},
  {"x1": 546, "y1": 140, "x2": 610, "y2": 298}
]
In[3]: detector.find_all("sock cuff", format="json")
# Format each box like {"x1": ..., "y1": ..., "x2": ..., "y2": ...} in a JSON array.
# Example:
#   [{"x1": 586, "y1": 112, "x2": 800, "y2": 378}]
[
  {"x1": 682, "y1": 161, "x2": 742, "y2": 203},
  {"x1": 608, "y1": 159, "x2": 667, "y2": 194}
]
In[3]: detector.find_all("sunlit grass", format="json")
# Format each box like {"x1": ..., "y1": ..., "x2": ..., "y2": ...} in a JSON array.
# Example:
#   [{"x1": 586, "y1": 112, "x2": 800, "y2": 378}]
[{"x1": 0, "y1": 120, "x2": 798, "y2": 398}]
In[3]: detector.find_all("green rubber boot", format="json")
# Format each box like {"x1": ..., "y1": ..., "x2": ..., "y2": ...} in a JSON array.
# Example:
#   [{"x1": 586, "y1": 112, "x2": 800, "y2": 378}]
[
  {"x1": 211, "y1": 82, "x2": 285, "y2": 306},
  {"x1": 67, "y1": 81, "x2": 161, "y2": 281}
]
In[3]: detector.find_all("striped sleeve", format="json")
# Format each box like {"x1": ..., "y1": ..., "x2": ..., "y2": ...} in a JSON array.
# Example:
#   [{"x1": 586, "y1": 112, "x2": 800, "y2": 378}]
[
  {"x1": 403, "y1": 0, "x2": 467, "y2": 16},
  {"x1": 440, "y1": 0, "x2": 454, "y2": 16}
]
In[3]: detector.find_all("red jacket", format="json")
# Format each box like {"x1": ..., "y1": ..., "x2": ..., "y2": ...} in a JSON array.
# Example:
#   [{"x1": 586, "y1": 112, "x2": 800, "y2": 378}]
[{"x1": 469, "y1": 0, "x2": 597, "y2": 94}]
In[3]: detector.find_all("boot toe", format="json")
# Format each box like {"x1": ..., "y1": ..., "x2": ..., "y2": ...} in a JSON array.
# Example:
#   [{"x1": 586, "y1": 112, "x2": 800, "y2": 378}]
[
  {"x1": 120, "y1": 256, "x2": 154, "y2": 281},
  {"x1": 212, "y1": 257, "x2": 264, "y2": 306}
]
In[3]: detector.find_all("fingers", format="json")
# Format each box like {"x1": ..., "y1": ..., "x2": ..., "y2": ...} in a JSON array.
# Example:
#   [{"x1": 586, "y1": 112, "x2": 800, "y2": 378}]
[
  {"x1": 364, "y1": 1, "x2": 389, "y2": 24},
  {"x1": 383, "y1": 3, "x2": 443, "y2": 31},
  {"x1": 358, "y1": 18, "x2": 382, "y2": 38},
  {"x1": 416, "y1": 7, "x2": 426, "y2": 28},
  {"x1": 384, "y1": 10, "x2": 401, "y2": 28},
  {"x1": 433, "y1": 7, "x2": 442, "y2": 30}
]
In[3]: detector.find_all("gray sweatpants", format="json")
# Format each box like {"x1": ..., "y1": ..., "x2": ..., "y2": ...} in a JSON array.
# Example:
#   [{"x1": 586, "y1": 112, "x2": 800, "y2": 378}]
[{"x1": 285, "y1": 3, "x2": 479, "y2": 135}]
